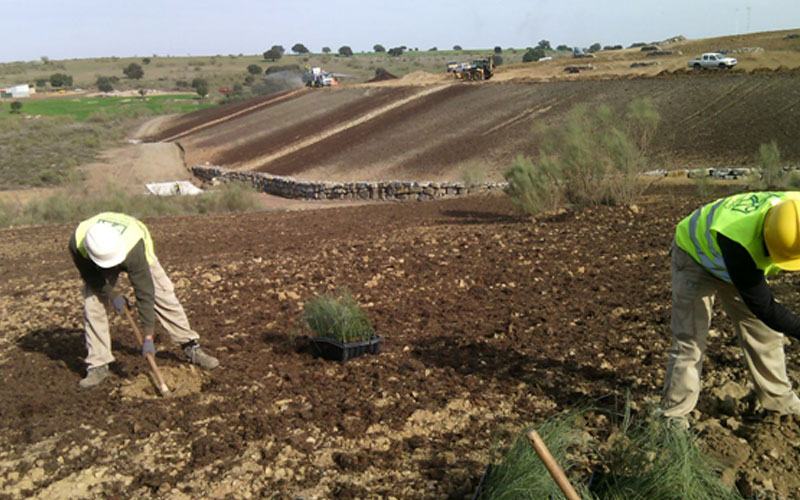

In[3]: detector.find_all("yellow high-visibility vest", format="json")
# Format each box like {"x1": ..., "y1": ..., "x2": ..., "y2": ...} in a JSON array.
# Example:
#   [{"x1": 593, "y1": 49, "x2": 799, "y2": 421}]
[
  {"x1": 674, "y1": 192, "x2": 800, "y2": 283},
  {"x1": 75, "y1": 212, "x2": 155, "y2": 265}
]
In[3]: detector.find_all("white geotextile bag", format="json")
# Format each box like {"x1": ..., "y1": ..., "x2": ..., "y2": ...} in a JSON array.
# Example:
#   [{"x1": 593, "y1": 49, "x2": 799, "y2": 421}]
[{"x1": 145, "y1": 181, "x2": 203, "y2": 196}]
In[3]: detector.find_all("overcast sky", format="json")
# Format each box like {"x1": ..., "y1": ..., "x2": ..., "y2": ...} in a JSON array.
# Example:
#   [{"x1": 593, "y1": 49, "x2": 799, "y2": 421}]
[{"x1": 1, "y1": 0, "x2": 797, "y2": 62}]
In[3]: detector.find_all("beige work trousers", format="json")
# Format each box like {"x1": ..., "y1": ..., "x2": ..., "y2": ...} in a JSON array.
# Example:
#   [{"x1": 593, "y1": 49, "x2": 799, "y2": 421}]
[
  {"x1": 663, "y1": 241, "x2": 800, "y2": 416},
  {"x1": 83, "y1": 257, "x2": 199, "y2": 368}
]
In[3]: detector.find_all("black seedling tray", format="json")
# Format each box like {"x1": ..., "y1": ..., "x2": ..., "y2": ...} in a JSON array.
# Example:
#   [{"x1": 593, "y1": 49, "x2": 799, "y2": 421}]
[{"x1": 310, "y1": 335, "x2": 383, "y2": 362}]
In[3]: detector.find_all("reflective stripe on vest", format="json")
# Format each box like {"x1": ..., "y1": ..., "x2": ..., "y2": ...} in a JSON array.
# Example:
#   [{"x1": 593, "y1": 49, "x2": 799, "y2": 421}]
[
  {"x1": 75, "y1": 212, "x2": 155, "y2": 265},
  {"x1": 688, "y1": 199, "x2": 730, "y2": 282}
]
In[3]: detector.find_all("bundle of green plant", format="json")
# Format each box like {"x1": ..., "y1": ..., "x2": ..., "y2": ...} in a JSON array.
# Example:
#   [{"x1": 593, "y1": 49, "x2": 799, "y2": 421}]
[
  {"x1": 597, "y1": 411, "x2": 743, "y2": 500},
  {"x1": 0, "y1": 182, "x2": 262, "y2": 228},
  {"x1": 477, "y1": 408, "x2": 744, "y2": 500},
  {"x1": 303, "y1": 290, "x2": 375, "y2": 343},
  {"x1": 478, "y1": 412, "x2": 593, "y2": 500},
  {"x1": 503, "y1": 98, "x2": 660, "y2": 214}
]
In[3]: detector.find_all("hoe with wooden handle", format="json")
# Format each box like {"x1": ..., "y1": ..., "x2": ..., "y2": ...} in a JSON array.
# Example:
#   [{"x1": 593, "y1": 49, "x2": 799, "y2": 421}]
[
  {"x1": 123, "y1": 303, "x2": 171, "y2": 397},
  {"x1": 526, "y1": 429, "x2": 582, "y2": 500}
]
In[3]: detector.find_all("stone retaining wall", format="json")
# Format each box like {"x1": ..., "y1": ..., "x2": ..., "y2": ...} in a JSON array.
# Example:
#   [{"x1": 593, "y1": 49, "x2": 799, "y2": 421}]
[{"x1": 192, "y1": 164, "x2": 508, "y2": 201}]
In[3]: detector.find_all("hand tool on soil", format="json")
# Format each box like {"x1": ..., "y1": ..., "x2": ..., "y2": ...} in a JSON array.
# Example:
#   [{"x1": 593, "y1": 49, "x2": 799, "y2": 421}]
[
  {"x1": 526, "y1": 429, "x2": 582, "y2": 500},
  {"x1": 122, "y1": 301, "x2": 171, "y2": 397}
]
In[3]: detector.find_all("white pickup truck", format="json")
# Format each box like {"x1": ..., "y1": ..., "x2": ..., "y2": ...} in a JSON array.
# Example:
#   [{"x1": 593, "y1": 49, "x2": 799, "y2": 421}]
[{"x1": 688, "y1": 52, "x2": 738, "y2": 69}]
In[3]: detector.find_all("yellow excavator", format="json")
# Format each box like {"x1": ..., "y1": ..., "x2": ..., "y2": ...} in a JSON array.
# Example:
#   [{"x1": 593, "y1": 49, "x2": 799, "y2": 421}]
[{"x1": 452, "y1": 57, "x2": 495, "y2": 81}]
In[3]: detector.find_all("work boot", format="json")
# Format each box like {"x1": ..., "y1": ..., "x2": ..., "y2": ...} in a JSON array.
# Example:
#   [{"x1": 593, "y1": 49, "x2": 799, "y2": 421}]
[
  {"x1": 79, "y1": 364, "x2": 109, "y2": 388},
  {"x1": 183, "y1": 341, "x2": 219, "y2": 370}
]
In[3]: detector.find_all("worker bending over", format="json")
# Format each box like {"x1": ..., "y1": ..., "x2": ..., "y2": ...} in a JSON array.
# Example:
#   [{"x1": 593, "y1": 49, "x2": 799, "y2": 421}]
[
  {"x1": 664, "y1": 192, "x2": 800, "y2": 421},
  {"x1": 69, "y1": 212, "x2": 219, "y2": 388}
]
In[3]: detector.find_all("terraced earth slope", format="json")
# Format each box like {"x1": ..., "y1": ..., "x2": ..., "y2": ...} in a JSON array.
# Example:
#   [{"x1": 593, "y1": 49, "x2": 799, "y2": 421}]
[{"x1": 143, "y1": 29, "x2": 800, "y2": 183}]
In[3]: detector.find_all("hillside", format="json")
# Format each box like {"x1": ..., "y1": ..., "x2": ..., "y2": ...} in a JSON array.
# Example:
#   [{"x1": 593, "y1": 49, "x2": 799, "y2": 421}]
[
  {"x1": 144, "y1": 73, "x2": 800, "y2": 183},
  {"x1": 137, "y1": 29, "x2": 800, "y2": 183}
]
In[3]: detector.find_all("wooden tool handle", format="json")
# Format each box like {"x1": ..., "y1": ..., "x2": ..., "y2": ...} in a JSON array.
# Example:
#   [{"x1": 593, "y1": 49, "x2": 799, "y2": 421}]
[
  {"x1": 526, "y1": 429, "x2": 582, "y2": 500},
  {"x1": 124, "y1": 304, "x2": 171, "y2": 396}
]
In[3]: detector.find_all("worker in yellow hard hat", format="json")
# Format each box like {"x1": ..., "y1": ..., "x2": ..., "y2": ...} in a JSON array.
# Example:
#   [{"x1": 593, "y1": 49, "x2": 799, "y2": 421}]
[{"x1": 662, "y1": 192, "x2": 800, "y2": 425}]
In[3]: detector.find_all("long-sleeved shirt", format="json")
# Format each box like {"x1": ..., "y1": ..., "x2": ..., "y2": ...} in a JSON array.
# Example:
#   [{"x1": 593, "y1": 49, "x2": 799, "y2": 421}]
[
  {"x1": 718, "y1": 233, "x2": 800, "y2": 339},
  {"x1": 68, "y1": 234, "x2": 157, "y2": 335}
]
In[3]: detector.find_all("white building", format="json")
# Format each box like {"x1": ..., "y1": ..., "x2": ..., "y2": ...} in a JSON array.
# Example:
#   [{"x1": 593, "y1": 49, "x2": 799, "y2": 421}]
[{"x1": 0, "y1": 84, "x2": 34, "y2": 98}]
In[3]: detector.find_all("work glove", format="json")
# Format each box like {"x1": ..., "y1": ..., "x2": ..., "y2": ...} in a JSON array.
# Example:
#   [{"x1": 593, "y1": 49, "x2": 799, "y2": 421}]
[
  {"x1": 112, "y1": 294, "x2": 129, "y2": 315},
  {"x1": 142, "y1": 337, "x2": 156, "y2": 359}
]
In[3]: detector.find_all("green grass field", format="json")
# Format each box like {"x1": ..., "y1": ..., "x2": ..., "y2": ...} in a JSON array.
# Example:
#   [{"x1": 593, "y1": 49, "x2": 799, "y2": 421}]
[{"x1": 0, "y1": 94, "x2": 214, "y2": 122}]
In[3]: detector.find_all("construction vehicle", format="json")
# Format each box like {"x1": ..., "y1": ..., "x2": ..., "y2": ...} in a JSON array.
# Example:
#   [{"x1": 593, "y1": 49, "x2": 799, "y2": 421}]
[
  {"x1": 302, "y1": 67, "x2": 341, "y2": 87},
  {"x1": 452, "y1": 57, "x2": 494, "y2": 81}
]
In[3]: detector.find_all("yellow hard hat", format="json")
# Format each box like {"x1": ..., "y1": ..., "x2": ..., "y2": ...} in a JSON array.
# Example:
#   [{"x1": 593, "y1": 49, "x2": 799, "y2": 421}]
[{"x1": 764, "y1": 199, "x2": 800, "y2": 270}]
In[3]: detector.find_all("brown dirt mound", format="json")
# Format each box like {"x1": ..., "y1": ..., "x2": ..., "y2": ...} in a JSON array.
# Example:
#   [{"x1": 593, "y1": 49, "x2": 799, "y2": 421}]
[{"x1": 367, "y1": 71, "x2": 398, "y2": 82}]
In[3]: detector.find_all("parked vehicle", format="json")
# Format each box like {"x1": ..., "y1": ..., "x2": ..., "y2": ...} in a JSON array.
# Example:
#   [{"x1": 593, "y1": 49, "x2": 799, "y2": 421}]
[{"x1": 688, "y1": 52, "x2": 738, "y2": 69}]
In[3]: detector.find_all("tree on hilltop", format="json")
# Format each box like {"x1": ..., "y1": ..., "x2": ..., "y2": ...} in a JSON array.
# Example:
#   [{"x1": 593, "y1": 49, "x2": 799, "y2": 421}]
[
  {"x1": 453, "y1": 45, "x2": 462, "y2": 50},
  {"x1": 195, "y1": 81, "x2": 209, "y2": 99},
  {"x1": 322, "y1": 46, "x2": 331, "y2": 54},
  {"x1": 522, "y1": 47, "x2": 546, "y2": 62},
  {"x1": 374, "y1": 44, "x2": 386, "y2": 53},
  {"x1": 387, "y1": 47, "x2": 404, "y2": 57},
  {"x1": 338, "y1": 46, "x2": 353, "y2": 56},
  {"x1": 49, "y1": 73, "x2": 73, "y2": 87},
  {"x1": 263, "y1": 48, "x2": 282, "y2": 61},
  {"x1": 588, "y1": 42, "x2": 601, "y2": 53},
  {"x1": 96, "y1": 76, "x2": 114, "y2": 92},
  {"x1": 537, "y1": 40, "x2": 552, "y2": 50},
  {"x1": 123, "y1": 63, "x2": 144, "y2": 79},
  {"x1": 292, "y1": 43, "x2": 309, "y2": 54}
]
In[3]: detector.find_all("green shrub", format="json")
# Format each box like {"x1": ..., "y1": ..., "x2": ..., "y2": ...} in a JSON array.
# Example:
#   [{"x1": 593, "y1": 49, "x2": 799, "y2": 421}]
[
  {"x1": 0, "y1": 182, "x2": 262, "y2": 228},
  {"x1": 460, "y1": 161, "x2": 488, "y2": 189},
  {"x1": 757, "y1": 140, "x2": 784, "y2": 189},
  {"x1": 503, "y1": 155, "x2": 563, "y2": 214},
  {"x1": 503, "y1": 99, "x2": 660, "y2": 214},
  {"x1": 303, "y1": 289, "x2": 374, "y2": 343}
]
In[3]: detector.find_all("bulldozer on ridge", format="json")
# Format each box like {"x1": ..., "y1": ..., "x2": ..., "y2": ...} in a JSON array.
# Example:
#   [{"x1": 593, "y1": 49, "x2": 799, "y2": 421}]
[{"x1": 452, "y1": 57, "x2": 494, "y2": 81}]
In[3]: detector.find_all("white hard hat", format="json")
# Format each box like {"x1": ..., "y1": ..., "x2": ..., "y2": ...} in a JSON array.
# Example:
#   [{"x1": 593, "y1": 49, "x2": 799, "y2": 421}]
[{"x1": 85, "y1": 222, "x2": 126, "y2": 268}]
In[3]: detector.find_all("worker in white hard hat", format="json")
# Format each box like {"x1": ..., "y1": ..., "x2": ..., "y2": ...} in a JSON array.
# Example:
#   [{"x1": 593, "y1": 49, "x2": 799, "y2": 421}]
[
  {"x1": 663, "y1": 192, "x2": 800, "y2": 424},
  {"x1": 68, "y1": 212, "x2": 219, "y2": 388}
]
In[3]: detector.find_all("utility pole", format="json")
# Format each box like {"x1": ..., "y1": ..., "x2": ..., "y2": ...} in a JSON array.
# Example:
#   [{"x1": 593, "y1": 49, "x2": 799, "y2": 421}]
[{"x1": 746, "y1": 6, "x2": 751, "y2": 33}]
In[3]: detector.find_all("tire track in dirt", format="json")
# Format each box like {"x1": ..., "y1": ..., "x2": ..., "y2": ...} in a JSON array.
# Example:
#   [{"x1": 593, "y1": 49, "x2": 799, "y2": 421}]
[
  {"x1": 234, "y1": 84, "x2": 454, "y2": 171},
  {"x1": 674, "y1": 78, "x2": 750, "y2": 131},
  {"x1": 255, "y1": 84, "x2": 476, "y2": 177},
  {"x1": 691, "y1": 78, "x2": 778, "y2": 131},
  {"x1": 209, "y1": 87, "x2": 419, "y2": 168},
  {"x1": 481, "y1": 102, "x2": 554, "y2": 136},
  {"x1": 150, "y1": 88, "x2": 309, "y2": 142}
]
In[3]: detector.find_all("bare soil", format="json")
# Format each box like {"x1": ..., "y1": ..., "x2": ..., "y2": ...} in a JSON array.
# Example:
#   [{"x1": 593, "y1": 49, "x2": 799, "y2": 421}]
[{"x1": 3, "y1": 183, "x2": 800, "y2": 499}]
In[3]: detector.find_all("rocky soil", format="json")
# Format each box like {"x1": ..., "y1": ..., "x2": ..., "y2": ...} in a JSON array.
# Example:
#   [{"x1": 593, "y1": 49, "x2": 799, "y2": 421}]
[{"x1": 2, "y1": 182, "x2": 800, "y2": 499}]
